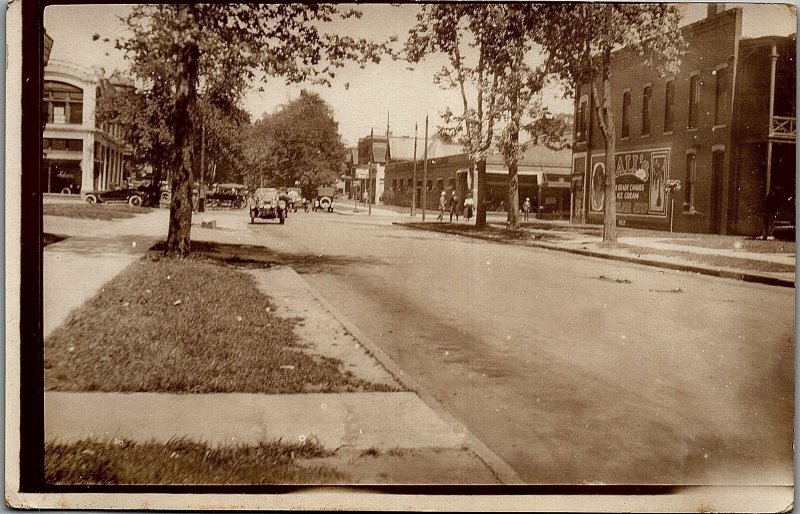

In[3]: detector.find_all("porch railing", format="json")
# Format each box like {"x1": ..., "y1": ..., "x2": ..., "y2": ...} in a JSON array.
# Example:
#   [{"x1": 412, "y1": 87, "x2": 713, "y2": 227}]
[{"x1": 770, "y1": 115, "x2": 796, "y2": 141}]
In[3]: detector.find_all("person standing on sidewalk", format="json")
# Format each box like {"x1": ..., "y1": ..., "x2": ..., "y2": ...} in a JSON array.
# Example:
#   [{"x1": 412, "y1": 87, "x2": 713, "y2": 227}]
[
  {"x1": 522, "y1": 197, "x2": 532, "y2": 221},
  {"x1": 449, "y1": 191, "x2": 460, "y2": 222},
  {"x1": 463, "y1": 194, "x2": 474, "y2": 221},
  {"x1": 437, "y1": 191, "x2": 446, "y2": 221}
]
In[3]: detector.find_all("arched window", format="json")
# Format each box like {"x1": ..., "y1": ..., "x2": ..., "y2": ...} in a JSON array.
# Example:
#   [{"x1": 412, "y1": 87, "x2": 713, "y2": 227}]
[{"x1": 43, "y1": 81, "x2": 84, "y2": 124}]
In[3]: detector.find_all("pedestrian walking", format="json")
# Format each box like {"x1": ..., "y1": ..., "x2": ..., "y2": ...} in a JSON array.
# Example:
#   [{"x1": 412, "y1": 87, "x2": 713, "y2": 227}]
[
  {"x1": 437, "y1": 191, "x2": 446, "y2": 221},
  {"x1": 463, "y1": 194, "x2": 474, "y2": 221},
  {"x1": 449, "y1": 191, "x2": 460, "y2": 222},
  {"x1": 761, "y1": 186, "x2": 781, "y2": 240},
  {"x1": 522, "y1": 197, "x2": 532, "y2": 221}
]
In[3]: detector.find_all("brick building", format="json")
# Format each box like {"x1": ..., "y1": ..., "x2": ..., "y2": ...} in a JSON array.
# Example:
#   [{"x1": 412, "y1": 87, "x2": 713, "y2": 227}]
[{"x1": 572, "y1": 6, "x2": 796, "y2": 235}]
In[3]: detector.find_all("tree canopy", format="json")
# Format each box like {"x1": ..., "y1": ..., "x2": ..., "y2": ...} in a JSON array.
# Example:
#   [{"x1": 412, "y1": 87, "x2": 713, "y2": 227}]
[
  {"x1": 406, "y1": 4, "x2": 568, "y2": 228},
  {"x1": 246, "y1": 90, "x2": 346, "y2": 195},
  {"x1": 114, "y1": 4, "x2": 389, "y2": 256}
]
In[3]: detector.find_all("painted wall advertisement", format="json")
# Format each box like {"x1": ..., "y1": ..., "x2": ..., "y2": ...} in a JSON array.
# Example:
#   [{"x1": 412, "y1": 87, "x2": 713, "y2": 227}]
[{"x1": 589, "y1": 148, "x2": 670, "y2": 217}]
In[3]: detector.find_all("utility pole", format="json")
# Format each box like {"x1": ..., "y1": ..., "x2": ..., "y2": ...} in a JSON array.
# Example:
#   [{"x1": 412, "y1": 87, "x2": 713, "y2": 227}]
[
  {"x1": 411, "y1": 122, "x2": 418, "y2": 217},
  {"x1": 199, "y1": 123, "x2": 206, "y2": 213},
  {"x1": 368, "y1": 128, "x2": 373, "y2": 216},
  {"x1": 422, "y1": 115, "x2": 428, "y2": 221}
]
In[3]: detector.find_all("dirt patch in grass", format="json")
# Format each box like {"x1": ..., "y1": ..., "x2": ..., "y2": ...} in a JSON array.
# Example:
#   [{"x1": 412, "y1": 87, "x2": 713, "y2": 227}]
[
  {"x1": 45, "y1": 257, "x2": 396, "y2": 393},
  {"x1": 43, "y1": 203, "x2": 153, "y2": 220},
  {"x1": 45, "y1": 438, "x2": 345, "y2": 485},
  {"x1": 619, "y1": 245, "x2": 796, "y2": 273},
  {"x1": 662, "y1": 237, "x2": 796, "y2": 254}
]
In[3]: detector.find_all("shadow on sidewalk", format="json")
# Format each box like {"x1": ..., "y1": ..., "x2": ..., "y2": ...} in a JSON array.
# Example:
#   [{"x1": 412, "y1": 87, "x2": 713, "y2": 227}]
[
  {"x1": 149, "y1": 240, "x2": 385, "y2": 275},
  {"x1": 44, "y1": 234, "x2": 159, "y2": 257}
]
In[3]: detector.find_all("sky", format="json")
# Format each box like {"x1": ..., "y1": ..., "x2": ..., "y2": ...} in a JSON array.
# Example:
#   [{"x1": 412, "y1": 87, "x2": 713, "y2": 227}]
[{"x1": 44, "y1": 3, "x2": 797, "y2": 146}]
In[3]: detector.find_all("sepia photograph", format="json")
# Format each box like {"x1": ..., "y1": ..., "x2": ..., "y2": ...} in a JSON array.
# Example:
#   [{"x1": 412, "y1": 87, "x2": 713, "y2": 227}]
[{"x1": 5, "y1": 1, "x2": 797, "y2": 510}]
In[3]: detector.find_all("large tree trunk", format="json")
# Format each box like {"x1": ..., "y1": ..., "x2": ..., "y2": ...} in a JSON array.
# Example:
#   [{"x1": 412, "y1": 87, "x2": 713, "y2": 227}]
[
  {"x1": 600, "y1": 6, "x2": 617, "y2": 243},
  {"x1": 602, "y1": 112, "x2": 617, "y2": 243},
  {"x1": 475, "y1": 158, "x2": 487, "y2": 227},
  {"x1": 507, "y1": 161, "x2": 520, "y2": 229},
  {"x1": 165, "y1": 6, "x2": 199, "y2": 257}
]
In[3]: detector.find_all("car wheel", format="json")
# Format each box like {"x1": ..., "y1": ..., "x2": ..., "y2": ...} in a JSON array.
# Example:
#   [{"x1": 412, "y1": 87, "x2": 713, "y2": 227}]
[
  {"x1": 161, "y1": 191, "x2": 171, "y2": 202},
  {"x1": 60, "y1": 187, "x2": 73, "y2": 195},
  {"x1": 129, "y1": 195, "x2": 143, "y2": 207},
  {"x1": 85, "y1": 194, "x2": 97, "y2": 204}
]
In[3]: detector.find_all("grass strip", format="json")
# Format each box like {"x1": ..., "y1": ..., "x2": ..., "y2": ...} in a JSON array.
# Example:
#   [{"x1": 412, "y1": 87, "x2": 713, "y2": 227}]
[
  {"x1": 661, "y1": 237, "x2": 795, "y2": 254},
  {"x1": 46, "y1": 437, "x2": 345, "y2": 485},
  {"x1": 402, "y1": 222, "x2": 564, "y2": 243},
  {"x1": 403, "y1": 222, "x2": 794, "y2": 273},
  {"x1": 45, "y1": 256, "x2": 396, "y2": 393},
  {"x1": 43, "y1": 203, "x2": 153, "y2": 220},
  {"x1": 619, "y1": 244, "x2": 795, "y2": 273}
]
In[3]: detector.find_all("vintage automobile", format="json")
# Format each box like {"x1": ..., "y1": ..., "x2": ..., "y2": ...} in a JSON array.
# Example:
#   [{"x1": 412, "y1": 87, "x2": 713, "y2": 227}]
[
  {"x1": 250, "y1": 188, "x2": 288, "y2": 224},
  {"x1": 313, "y1": 186, "x2": 336, "y2": 212},
  {"x1": 51, "y1": 169, "x2": 81, "y2": 195},
  {"x1": 283, "y1": 187, "x2": 302, "y2": 212},
  {"x1": 208, "y1": 183, "x2": 247, "y2": 208},
  {"x1": 84, "y1": 184, "x2": 159, "y2": 207}
]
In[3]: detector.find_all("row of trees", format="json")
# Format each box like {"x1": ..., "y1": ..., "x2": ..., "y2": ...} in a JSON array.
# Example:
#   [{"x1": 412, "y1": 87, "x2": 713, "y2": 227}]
[
  {"x1": 407, "y1": 3, "x2": 685, "y2": 234},
  {"x1": 104, "y1": 3, "x2": 685, "y2": 256}
]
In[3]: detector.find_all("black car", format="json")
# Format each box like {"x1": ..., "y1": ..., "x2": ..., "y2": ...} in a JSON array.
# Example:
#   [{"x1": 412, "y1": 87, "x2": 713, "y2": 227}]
[{"x1": 84, "y1": 185, "x2": 160, "y2": 207}]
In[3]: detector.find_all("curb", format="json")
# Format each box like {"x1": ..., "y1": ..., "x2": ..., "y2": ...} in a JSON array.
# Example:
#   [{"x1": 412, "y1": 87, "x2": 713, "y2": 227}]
[
  {"x1": 394, "y1": 222, "x2": 795, "y2": 289},
  {"x1": 296, "y1": 270, "x2": 525, "y2": 485}
]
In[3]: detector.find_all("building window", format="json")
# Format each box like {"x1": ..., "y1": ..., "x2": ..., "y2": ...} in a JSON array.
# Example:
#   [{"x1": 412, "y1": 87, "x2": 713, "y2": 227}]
[
  {"x1": 576, "y1": 96, "x2": 588, "y2": 142},
  {"x1": 641, "y1": 85, "x2": 652, "y2": 136},
  {"x1": 684, "y1": 153, "x2": 696, "y2": 212},
  {"x1": 426, "y1": 179, "x2": 432, "y2": 191},
  {"x1": 714, "y1": 66, "x2": 730, "y2": 125},
  {"x1": 688, "y1": 74, "x2": 700, "y2": 129},
  {"x1": 436, "y1": 178, "x2": 444, "y2": 192},
  {"x1": 392, "y1": 179, "x2": 397, "y2": 191},
  {"x1": 70, "y1": 103, "x2": 83, "y2": 124},
  {"x1": 43, "y1": 81, "x2": 84, "y2": 125},
  {"x1": 621, "y1": 90, "x2": 631, "y2": 138},
  {"x1": 664, "y1": 80, "x2": 675, "y2": 132},
  {"x1": 52, "y1": 103, "x2": 66, "y2": 124}
]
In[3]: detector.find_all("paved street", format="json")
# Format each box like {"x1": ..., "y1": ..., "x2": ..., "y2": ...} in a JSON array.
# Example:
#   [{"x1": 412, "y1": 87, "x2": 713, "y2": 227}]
[{"x1": 193, "y1": 207, "x2": 794, "y2": 485}]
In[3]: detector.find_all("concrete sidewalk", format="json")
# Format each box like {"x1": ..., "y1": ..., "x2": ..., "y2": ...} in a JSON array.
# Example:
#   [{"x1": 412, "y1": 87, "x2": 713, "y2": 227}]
[
  {"x1": 43, "y1": 210, "x2": 520, "y2": 484},
  {"x1": 43, "y1": 208, "x2": 169, "y2": 337},
  {"x1": 394, "y1": 221, "x2": 795, "y2": 287}
]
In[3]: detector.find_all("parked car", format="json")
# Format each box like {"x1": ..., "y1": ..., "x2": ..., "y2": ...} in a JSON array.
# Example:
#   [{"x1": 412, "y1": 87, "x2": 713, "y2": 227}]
[
  {"x1": 52, "y1": 170, "x2": 81, "y2": 195},
  {"x1": 84, "y1": 184, "x2": 159, "y2": 207},
  {"x1": 208, "y1": 183, "x2": 247, "y2": 208},
  {"x1": 249, "y1": 188, "x2": 288, "y2": 224},
  {"x1": 314, "y1": 186, "x2": 336, "y2": 212}
]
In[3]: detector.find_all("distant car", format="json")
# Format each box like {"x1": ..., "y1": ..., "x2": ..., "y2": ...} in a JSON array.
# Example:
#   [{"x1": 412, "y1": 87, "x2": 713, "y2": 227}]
[
  {"x1": 283, "y1": 187, "x2": 302, "y2": 212},
  {"x1": 250, "y1": 188, "x2": 288, "y2": 224},
  {"x1": 84, "y1": 185, "x2": 159, "y2": 207},
  {"x1": 207, "y1": 183, "x2": 247, "y2": 208},
  {"x1": 314, "y1": 186, "x2": 335, "y2": 212}
]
